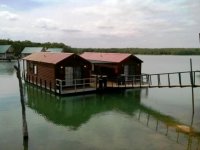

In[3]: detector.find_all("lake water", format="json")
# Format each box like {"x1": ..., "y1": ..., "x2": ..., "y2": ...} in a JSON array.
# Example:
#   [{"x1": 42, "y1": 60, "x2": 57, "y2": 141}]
[{"x1": 0, "y1": 55, "x2": 200, "y2": 150}]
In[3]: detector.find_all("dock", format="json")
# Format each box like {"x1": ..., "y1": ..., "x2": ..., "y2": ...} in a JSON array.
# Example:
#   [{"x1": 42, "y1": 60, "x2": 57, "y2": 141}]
[{"x1": 25, "y1": 70, "x2": 200, "y2": 95}]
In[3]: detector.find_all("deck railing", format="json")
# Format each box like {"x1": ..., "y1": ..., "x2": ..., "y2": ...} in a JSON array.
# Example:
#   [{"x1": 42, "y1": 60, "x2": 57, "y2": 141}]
[
  {"x1": 102, "y1": 73, "x2": 151, "y2": 88},
  {"x1": 147, "y1": 70, "x2": 200, "y2": 88},
  {"x1": 104, "y1": 71, "x2": 200, "y2": 88},
  {"x1": 55, "y1": 77, "x2": 97, "y2": 94}
]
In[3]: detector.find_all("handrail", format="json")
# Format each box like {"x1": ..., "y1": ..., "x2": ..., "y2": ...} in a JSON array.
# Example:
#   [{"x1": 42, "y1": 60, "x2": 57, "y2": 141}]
[{"x1": 55, "y1": 77, "x2": 97, "y2": 94}]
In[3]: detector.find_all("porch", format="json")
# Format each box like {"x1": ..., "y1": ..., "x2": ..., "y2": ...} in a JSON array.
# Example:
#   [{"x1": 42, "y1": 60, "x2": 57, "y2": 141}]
[{"x1": 55, "y1": 77, "x2": 97, "y2": 95}]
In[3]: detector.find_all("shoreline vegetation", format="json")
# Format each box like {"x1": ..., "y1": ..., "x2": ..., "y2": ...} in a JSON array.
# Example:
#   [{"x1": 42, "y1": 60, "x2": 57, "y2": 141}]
[{"x1": 1, "y1": 39, "x2": 200, "y2": 56}]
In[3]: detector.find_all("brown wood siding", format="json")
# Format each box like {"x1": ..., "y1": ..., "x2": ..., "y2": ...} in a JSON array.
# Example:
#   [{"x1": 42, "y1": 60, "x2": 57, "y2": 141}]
[
  {"x1": 26, "y1": 61, "x2": 55, "y2": 89},
  {"x1": 91, "y1": 55, "x2": 142, "y2": 78}
]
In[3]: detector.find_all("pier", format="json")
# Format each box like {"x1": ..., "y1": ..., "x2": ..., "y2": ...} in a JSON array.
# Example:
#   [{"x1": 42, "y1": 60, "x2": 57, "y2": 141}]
[
  {"x1": 24, "y1": 70, "x2": 200, "y2": 95},
  {"x1": 103, "y1": 70, "x2": 200, "y2": 89}
]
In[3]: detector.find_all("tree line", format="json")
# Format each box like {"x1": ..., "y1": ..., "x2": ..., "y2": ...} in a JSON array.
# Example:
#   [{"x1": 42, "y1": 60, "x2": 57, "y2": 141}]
[{"x1": 1, "y1": 39, "x2": 200, "y2": 56}]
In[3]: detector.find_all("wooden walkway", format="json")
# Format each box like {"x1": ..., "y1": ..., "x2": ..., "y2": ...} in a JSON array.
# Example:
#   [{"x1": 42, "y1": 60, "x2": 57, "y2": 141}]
[
  {"x1": 25, "y1": 70, "x2": 200, "y2": 95},
  {"x1": 100, "y1": 70, "x2": 200, "y2": 89}
]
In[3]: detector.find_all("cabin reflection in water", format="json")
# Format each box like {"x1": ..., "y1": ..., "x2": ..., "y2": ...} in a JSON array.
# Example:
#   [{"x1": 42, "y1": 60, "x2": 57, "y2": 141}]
[
  {"x1": 26, "y1": 85, "x2": 200, "y2": 149},
  {"x1": 26, "y1": 85, "x2": 142, "y2": 129}
]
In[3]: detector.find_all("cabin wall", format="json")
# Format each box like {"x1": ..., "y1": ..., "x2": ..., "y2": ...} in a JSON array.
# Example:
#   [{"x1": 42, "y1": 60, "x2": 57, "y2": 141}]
[
  {"x1": 26, "y1": 61, "x2": 56, "y2": 89},
  {"x1": 92, "y1": 58, "x2": 142, "y2": 79},
  {"x1": 56, "y1": 55, "x2": 92, "y2": 80}
]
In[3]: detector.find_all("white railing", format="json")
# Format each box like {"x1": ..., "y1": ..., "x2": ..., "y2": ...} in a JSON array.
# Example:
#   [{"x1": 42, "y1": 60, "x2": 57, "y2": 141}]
[{"x1": 55, "y1": 77, "x2": 97, "y2": 94}]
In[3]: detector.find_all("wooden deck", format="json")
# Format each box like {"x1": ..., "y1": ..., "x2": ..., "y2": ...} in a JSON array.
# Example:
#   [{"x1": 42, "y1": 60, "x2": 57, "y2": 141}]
[
  {"x1": 102, "y1": 81, "x2": 200, "y2": 89},
  {"x1": 24, "y1": 70, "x2": 200, "y2": 95}
]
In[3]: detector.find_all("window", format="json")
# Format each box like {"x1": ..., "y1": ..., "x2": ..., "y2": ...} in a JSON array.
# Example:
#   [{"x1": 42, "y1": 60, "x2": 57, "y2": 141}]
[{"x1": 34, "y1": 65, "x2": 37, "y2": 74}]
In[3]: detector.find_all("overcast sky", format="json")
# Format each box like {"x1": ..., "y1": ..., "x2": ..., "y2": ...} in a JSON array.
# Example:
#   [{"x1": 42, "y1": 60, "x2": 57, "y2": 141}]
[{"x1": 0, "y1": 0, "x2": 199, "y2": 48}]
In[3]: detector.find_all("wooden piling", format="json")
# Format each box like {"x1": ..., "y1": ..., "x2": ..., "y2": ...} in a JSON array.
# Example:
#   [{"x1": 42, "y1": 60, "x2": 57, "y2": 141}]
[
  {"x1": 190, "y1": 58, "x2": 194, "y2": 115},
  {"x1": 14, "y1": 59, "x2": 28, "y2": 140}
]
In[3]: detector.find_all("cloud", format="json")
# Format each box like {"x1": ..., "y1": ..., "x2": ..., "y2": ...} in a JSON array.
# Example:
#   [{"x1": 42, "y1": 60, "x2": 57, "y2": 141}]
[
  {"x1": 0, "y1": 4, "x2": 9, "y2": 9},
  {"x1": 0, "y1": 0, "x2": 199, "y2": 48},
  {"x1": 34, "y1": 18, "x2": 58, "y2": 30},
  {"x1": 61, "y1": 29, "x2": 82, "y2": 33},
  {"x1": 0, "y1": 10, "x2": 19, "y2": 21},
  {"x1": 98, "y1": 26, "x2": 115, "y2": 30}
]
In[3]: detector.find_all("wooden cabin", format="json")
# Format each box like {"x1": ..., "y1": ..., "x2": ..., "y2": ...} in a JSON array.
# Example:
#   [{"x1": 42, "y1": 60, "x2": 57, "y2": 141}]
[
  {"x1": 23, "y1": 52, "x2": 96, "y2": 94},
  {"x1": 0, "y1": 45, "x2": 14, "y2": 60},
  {"x1": 21, "y1": 47, "x2": 45, "y2": 58},
  {"x1": 80, "y1": 52, "x2": 143, "y2": 80}
]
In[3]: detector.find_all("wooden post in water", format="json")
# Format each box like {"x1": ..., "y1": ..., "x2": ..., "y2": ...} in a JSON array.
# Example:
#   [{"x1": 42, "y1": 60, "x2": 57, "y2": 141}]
[
  {"x1": 190, "y1": 58, "x2": 194, "y2": 115},
  {"x1": 14, "y1": 59, "x2": 29, "y2": 143}
]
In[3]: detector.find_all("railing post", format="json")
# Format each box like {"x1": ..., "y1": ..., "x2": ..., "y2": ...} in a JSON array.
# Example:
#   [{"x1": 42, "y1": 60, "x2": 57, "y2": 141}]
[
  {"x1": 40, "y1": 79, "x2": 42, "y2": 86},
  {"x1": 148, "y1": 75, "x2": 151, "y2": 87},
  {"x1": 125, "y1": 76, "x2": 126, "y2": 88},
  {"x1": 132, "y1": 76, "x2": 134, "y2": 87},
  {"x1": 178, "y1": 73, "x2": 182, "y2": 87},
  {"x1": 36, "y1": 77, "x2": 38, "y2": 85},
  {"x1": 147, "y1": 114, "x2": 150, "y2": 126},
  {"x1": 59, "y1": 80, "x2": 62, "y2": 94},
  {"x1": 158, "y1": 74, "x2": 161, "y2": 87},
  {"x1": 156, "y1": 120, "x2": 159, "y2": 131},
  {"x1": 54, "y1": 80, "x2": 57, "y2": 94},
  {"x1": 44, "y1": 80, "x2": 46, "y2": 90},
  {"x1": 193, "y1": 71, "x2": 196, "y2": 86},
  {"x1": 50, "y1": 82, "x2": 52, "y2": 92},
  {"x1": 168, "y1": 73, "x2": 171, "y2": 87},
  {"x1": 83, "y1": 79, "x2": 85, "y2": 89},
  {"x1": 75, "y1": 79, "x2": 77, "y2": 93}
]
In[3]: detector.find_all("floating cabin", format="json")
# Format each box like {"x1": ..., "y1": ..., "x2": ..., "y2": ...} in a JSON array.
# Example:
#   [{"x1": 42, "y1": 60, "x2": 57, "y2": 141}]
[
  {"x1": 0, "y1": 45, "x2": 14, "y2": 60},
  {"x1": 80, "y1": 52, "x2": 143, "y2": 81},
  {"x1": 23, "y1": 52, "x2": 144, "y2": 95},
  {"x1": 21, "y1": 47, "x2": 45, "y2": 58},
  {"x1": 22, "y1": 52, "x2": 96, "y2": 95}
]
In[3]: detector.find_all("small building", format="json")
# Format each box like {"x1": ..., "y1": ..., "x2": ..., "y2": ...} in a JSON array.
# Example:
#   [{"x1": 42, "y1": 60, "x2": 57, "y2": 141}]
[
  {"x1": 21, "y1": 47, "x2": 45, "y2": 58},
  {"x1": 80, "y1": 52, "x2": 143, "y2": 80},
  {"x1": 46, "y1": 48, "x2": 64, "y2": 53},
  {"x1": 80, "y1": 52, "x2": 143, "y2": 88},
  {"x1": 0, "y1": 45, "x2": 14, "y2": 60},
  {"x1": 23, "y1": 52, "x2": 96, "y2": 95}
]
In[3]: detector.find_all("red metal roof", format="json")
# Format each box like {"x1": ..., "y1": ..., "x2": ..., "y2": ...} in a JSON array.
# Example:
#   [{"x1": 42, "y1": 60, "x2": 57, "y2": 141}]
[
  {"x1": 80, "y1": 52, "x2": 137, "y2": 63},
  {"x1": 23, "y1": 52, "x2": 74, "y2": 64}
]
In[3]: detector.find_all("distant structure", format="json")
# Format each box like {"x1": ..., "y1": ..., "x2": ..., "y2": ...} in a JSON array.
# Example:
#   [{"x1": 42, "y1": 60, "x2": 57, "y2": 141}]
[
  {"x1": 46, "y1": 48, "x2": 64, "y2": 53},
  {"x1": 21, "y1": 47, "x2": 45, "y2": 58},
  {"x1": 0, "y1": 45, "x2": 14, "y2": 60},
  {"x1": 80, "y1": 52, "x2": 143, "y2": 79}
]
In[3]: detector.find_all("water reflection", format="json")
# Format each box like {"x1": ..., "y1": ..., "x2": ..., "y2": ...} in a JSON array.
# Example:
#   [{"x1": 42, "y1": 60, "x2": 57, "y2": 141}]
[
  {"x1": 26, "y1": 85, "x2": 200, "y2": 149},
  {"x1": 0, "y1": 62, "x2": 16, "y2": 75},
  {"x1": 26, "y1": 85, "x2": 142, "y2": 129}
]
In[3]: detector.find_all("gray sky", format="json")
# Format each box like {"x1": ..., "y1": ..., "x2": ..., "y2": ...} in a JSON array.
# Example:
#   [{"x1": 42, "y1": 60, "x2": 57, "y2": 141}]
[{"x1": 0, "y1": 0, "x2": 200, "y2": 48}]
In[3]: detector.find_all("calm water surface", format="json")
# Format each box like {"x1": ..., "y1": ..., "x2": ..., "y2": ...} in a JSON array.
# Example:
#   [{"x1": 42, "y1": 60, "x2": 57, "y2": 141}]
[{"x1": 0, "y1": 56, "x2": 200, "y2": 150}]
